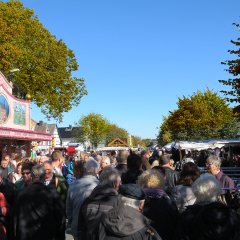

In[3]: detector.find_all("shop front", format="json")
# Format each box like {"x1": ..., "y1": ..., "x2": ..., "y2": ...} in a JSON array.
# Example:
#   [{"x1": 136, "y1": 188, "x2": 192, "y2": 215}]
[{"x1": 0, "y1": 71, "x2": 51, "y2": 159}]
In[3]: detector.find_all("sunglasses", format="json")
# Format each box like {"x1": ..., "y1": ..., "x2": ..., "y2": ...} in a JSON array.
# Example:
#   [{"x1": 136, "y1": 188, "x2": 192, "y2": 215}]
[
  {"x1": 205, "y1": 162, "x2": 214, "y2": 166},
  {"x1": 22, "y1": 171, "x2": 31, "y2": 175}
]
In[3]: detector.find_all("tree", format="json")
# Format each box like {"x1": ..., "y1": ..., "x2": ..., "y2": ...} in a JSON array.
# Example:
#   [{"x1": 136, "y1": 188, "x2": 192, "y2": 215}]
[
  {"x1": 141, "y1": 139, "x2": 154, "y2": 148},
  {"x1": 105, "y1": 124, "x2": 129, "y2": 145},
  {"x1": 219, "y1": 22, "x2": 240, "y2": 105},
  {"x1": 157, "y1": 130, "x2": 172, "y2": 146},
  {"x1": 0, "y1": 1, "x2": 87, "y2": 121},
  {"x1": 131, "y1": 135, "x2": 146, "y2": 149},
  {"x1": 157, "y1": 89, "x2": 238, "y2": 143},
  {"x1": 75, "y1": 113, "x2": 109, "y2": 149}
]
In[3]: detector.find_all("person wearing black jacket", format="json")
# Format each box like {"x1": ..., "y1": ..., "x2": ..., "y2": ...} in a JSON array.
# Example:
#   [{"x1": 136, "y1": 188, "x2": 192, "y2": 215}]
[
  {"x1": 121, "y1": 153, "x2": 143, "y2": 184},
  {"x1": 174, "y1": 202, "x2": 240, "y2": 240},
  {"x1": 0, "y1": 169, "x2": 16, "y2": 240},
  {"x1": 159, "y1": 154, "x2": 179, "y2": 195},
  {"x1": 15, "y1": 165, "x2": 65, "y2": 240},
  {"x1": 98, "y1": 183, "x2": 162, "y2": 240},
  {"x1": 174, "y1": 173, "x2": 240, "y2": 240},
  {"x1": 115, "y1": 150, "x2": 129, "y2": 175},
  {"x1": 78, "y1": 167, "x2": 121, "y2": 239},
  {"x1": 138, "y1": 169, "x2": 179, "y2": 240}
]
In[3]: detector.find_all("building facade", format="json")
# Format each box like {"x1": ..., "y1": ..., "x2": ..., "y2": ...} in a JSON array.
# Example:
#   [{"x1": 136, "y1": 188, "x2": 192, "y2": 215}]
[{"x1": 0, "y1": 71, "x2": 52, "y2": 158}]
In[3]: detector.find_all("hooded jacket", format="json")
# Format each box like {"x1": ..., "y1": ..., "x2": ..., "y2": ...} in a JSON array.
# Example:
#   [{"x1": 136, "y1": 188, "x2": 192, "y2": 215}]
[
  {"x1": 66, "y1": 174, "x2": 99, "y2": 238},
  {"x1": 99, "y1": 204, "x2": 162, "y2": 240},
  {"x1": 78, "y1": 183, "x2": 120, "y2": 239}
]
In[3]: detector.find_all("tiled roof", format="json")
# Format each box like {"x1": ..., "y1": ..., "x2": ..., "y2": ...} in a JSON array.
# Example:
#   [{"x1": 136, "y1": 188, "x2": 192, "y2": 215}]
[
  {"x1": 34, "y1": 122, "x2": 48, "y2": 133},
  {"x1": 47, "y1": 124, "x2": 57, "y2": 134},
  {"x1": 58, "y1": 126, "x2": 82, "y2": 139},
  {"x1": 34, "y1": 122, "x2": 58, "y2": 135}
]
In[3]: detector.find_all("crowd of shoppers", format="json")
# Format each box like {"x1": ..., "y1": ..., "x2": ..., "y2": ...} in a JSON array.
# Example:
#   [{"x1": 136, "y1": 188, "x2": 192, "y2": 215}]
[{"x1": 0, "y1": 149, "x2": 239, "y2": 240}]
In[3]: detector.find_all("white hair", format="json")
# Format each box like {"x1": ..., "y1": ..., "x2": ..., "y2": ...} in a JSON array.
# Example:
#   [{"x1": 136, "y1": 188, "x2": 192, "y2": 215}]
[
  {"x1": 101, "y1": 156, "x2": 110, "y2": 165},
  {"x1": 206, "y1": 155, "x2": 221, "y2": 169},
  {"x1": 192, "y1": 173, "x2": 221, "y2": 204}
]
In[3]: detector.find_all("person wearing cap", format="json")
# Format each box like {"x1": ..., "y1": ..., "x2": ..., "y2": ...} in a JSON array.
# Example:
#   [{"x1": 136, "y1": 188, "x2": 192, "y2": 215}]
[{"x1": 98, "y1": 183, "x2": 162, "y2": 240}]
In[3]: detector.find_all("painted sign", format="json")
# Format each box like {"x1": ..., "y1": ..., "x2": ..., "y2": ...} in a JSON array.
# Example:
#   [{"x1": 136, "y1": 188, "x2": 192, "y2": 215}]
[
  {"x1": 0, "y1": 95, "x2": 9, "y2": 124},
  {"x1": 0, "y1": 127, "x2": 52, "y2": 141},
  {"x1": 14, "y1": 102, "x2": 26, "y2": 125}
]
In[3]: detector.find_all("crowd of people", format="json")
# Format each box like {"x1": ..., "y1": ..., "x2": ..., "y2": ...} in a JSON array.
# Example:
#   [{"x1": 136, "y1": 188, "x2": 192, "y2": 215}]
[{"x1": 0, "y1": 148, "x2": 239, "y2": 240}]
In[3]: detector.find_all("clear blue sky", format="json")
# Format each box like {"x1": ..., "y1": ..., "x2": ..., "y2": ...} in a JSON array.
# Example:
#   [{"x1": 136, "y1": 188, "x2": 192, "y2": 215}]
[{"x1": 11, "y1": 0, "x2": 240, "y2": 139}]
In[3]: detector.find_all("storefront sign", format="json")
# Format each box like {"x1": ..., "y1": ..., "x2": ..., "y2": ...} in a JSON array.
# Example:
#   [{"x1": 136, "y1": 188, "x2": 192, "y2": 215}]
[{"x1": 0, "y1": 127, "x2": 51, "y2": 141}]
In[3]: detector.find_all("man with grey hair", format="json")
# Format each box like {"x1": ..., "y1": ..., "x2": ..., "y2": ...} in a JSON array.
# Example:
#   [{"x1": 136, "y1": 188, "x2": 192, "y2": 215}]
[
  {"x1": 15, "y1": 165, "x2": 66, "y2": 240},
  {"x1": 98, "y1": 183, "x2": 162, "y2": 240},
  {"x1": 99, "y1": 156, "x2": 111, "y2": 172},
  {"x1": 66, "y1": 159, "x2": 99, "y2": 239},
  {"x1": 206, "y1": 155, "x2": 234, "y2": 194},
  {"x1": 78, "y1": 166, "x2": 121, "y2": 239}
]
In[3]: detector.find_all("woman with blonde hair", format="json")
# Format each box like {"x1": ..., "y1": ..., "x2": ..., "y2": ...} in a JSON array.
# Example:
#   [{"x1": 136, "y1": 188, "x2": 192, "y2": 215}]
[{"x1": 138, "y1": 169, "x2": 178, "y2": 240}]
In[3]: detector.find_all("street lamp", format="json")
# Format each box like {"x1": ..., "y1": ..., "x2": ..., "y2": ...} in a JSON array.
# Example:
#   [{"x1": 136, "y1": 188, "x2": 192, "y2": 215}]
[
  {"x1": 9, "y1": 68, "x2": 22, "y2": 98},
  {"x1": 9, "y1": 68, "x2": 31, "y2": 100}
]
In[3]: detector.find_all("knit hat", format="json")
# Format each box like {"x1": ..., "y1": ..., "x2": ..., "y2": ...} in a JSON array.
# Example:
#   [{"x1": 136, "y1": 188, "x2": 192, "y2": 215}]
[{"x1": 119, "y1": 183, "x2": 145, "y2": 200}]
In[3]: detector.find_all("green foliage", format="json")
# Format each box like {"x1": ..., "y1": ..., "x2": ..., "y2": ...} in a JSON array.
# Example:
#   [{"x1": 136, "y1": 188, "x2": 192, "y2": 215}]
[
  {"x1": 131, "y1": 135, "x2": 146, "y2": 149},
  {"x1": 157, "y1": 130, "x2": 172, "y2": 146},
  {"x1": 76, "y1": 113, "x2": 109, "y2": 148},
  {"x1": 0, "y1": 1, "x2": 87, "y2": 121},
  {"x1": 105, "y1": 124, "x2": 128, "y2": 145},
  {"x1": 158, "y1": 89, "x2": 238, "y2": 142},
  {"x1": 219, "y1": 22, "x2": 240, "y2": 104},
  {"x1": 141, "y1": 139, "x2": 154, "y2": 148}
]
